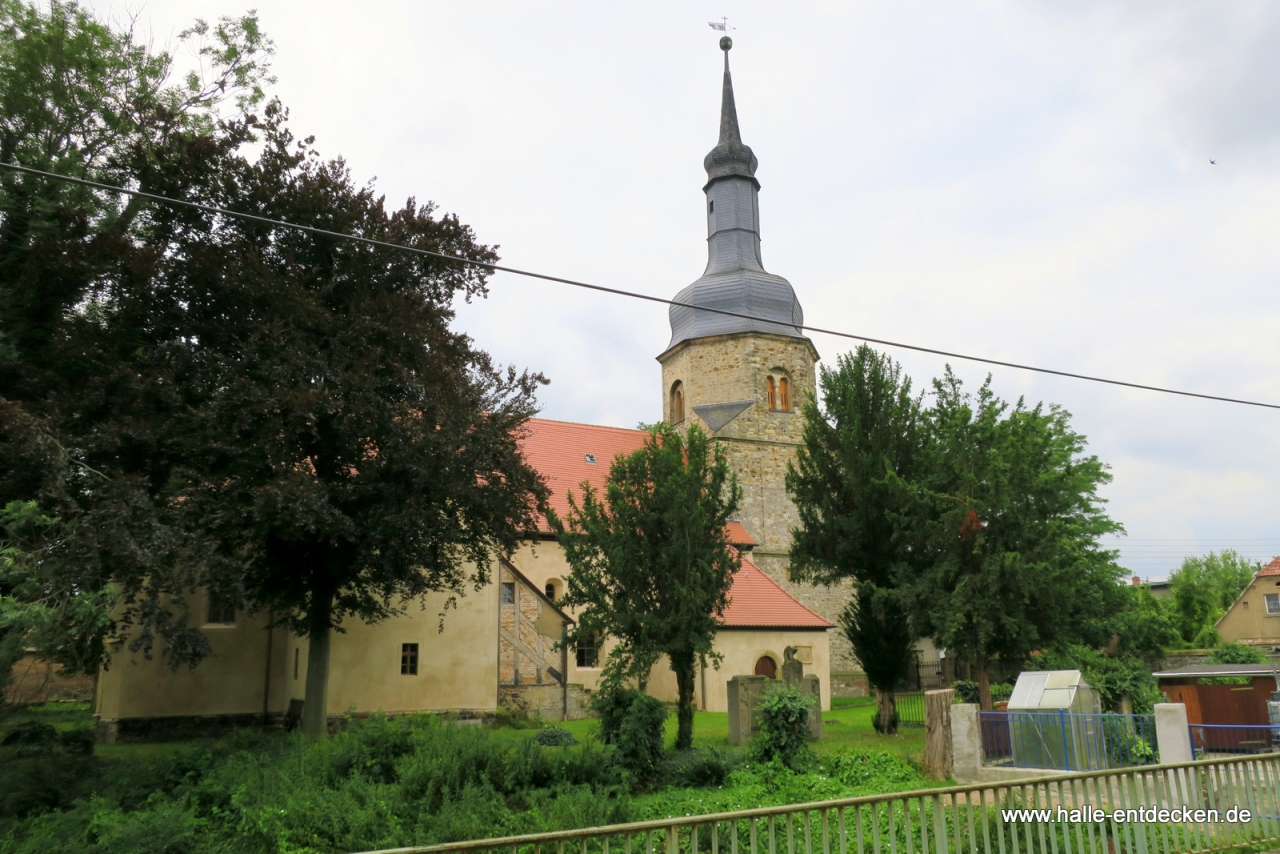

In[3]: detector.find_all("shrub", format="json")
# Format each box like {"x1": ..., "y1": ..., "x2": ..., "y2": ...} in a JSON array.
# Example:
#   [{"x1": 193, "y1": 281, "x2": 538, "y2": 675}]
[
  {"x1": 753, "y1": 685, "x2": 811, "y2": 769},
  {"x1": 593, "y1": 686, "x2": 644, "y2": 745},
  {"x1": 951, "y1": 680, "x2": 1013, "y2": 704},
  {"x1": 614, "y1": 693, "x2": 666, "y2": 784},
  {"x1": 534, "y1": 727, "x2": 577, "y2": 747},
  {"x1": 660, "y1": 747, "x2": 744, "y2": 788}
]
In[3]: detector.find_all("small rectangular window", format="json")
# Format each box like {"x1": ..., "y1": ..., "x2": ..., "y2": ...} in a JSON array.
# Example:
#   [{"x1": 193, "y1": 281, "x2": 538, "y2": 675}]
[
  {"x1": 293, "y1": 648, "x2": 299, "y2": 680},
  {"x1": 576, "y1": 634, "x2": 599, "y2": 668},
  {"x1": 708, "y1": 200, "x2": 714, "y2": 213},
  {"x1": 1265, "y1": 594, "x2": 1280, "y2": 616},
  {"x1": 401, "y1": 643, "x2": 419, "y2": 675},
  {"x1": 206, "y1": 591, "x2": 236, "y2": 625},
  {"x1": 500, "y1": 582, "x2": 515, "y2": 604}
]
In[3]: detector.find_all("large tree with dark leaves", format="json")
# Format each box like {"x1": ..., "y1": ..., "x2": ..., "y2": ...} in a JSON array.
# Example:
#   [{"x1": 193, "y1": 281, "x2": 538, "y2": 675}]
[
  {"x1": 0, "y1": 0, "x2": 275, "y2": 693},
  {"x1": 552, "y1": 423, "x2": 741, "y2": 751},
  {"x1": 786, "y1": 346, "x2": 927, "y2": 735},
  {"x1": 0, "y1": 1, "x2": 548, "y2": 735}
]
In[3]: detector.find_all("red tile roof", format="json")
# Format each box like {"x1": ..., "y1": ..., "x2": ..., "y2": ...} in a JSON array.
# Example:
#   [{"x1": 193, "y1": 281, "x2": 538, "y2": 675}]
[
  {"x1": 724, "y1": 521, "x2": 758, "y2": 548},
  {"x1": 1258, "y1": 556, "x2": 1280, "y2": 577},
  {"x1": 720, "y1": 553, "x2": 834, "y2": 629},
  {"x1": 518, "y1": 418, "x2": 648, "y2": 531},
  {"x1": 518, "y1": 418, "x2": 829, "y2": 631}
]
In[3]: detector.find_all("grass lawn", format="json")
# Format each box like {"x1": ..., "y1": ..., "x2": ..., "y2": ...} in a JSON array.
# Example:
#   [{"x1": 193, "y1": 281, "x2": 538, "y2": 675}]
[{"x1": 498, "y1": 694, "x2": 927, "y2": 764}]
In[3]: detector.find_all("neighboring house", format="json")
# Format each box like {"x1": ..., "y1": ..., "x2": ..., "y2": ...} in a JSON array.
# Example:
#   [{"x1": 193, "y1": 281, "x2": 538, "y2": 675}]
[
  {"x1": 1215, "y1": 557, "x2": 1280, "y2": 648},
  {"x1": 92, "y1": 43, "x2": 838, "y2": 741}
]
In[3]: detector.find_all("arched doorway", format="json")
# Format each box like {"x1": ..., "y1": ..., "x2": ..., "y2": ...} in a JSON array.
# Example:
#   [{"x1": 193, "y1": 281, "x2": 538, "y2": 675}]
[{"x1": 754, "y1": 656, "x2": 777, "y2": 679}]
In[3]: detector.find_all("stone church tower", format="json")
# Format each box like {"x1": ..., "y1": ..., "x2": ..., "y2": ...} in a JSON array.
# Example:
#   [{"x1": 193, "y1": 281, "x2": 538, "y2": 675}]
[{"x1": 658, "y1": 40, "x2": 855, "y2": 672}]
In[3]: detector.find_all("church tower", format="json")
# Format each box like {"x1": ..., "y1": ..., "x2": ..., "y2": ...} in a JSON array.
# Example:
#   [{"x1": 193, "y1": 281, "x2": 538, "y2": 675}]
[{"x1": 658, "y1": 38, "x2": 851, "y2": 669}]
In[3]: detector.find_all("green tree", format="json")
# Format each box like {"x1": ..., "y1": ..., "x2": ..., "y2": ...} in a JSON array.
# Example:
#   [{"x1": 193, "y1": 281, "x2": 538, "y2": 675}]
[
  {"x1": 1167, "y1": 551, "x2": 1259, "y2": 647},
  {"x1": 0, "y1": 0, "x2": 273, "y2": 676},
  {"x1": 1028, "y1": 644, "x2": 1162, "y2": 713},
  {"x1": 1110, "y1": 583, "x2": 1180, "y2": 658},
  {"x1": 552, "y1": 423, "x2": 741, "y2": 751},
  {"x1": 906, "y1": 370, "x2": 1125, "y2": 710},
  {"x1": 129, "y1": 106, "x2": 547, "y2": 737},
  {"x1": 786, "y1": 346, "x2": 926, "y2": 734}
]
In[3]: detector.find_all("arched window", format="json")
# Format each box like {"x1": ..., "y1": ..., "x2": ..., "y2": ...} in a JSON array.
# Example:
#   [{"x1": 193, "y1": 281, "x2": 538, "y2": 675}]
[
  {"x1": 754, "y1": 656, "x2": 777, "y2": 679},
  {"x1": 670, "y1": 381, "x2": 684, "y2": 423},
  {"x1": 767, "y1": 370, "x2": 792, "y2": 412},
  {"x1": 544, "y1": 582, "x2": 555, "y2": 601}
]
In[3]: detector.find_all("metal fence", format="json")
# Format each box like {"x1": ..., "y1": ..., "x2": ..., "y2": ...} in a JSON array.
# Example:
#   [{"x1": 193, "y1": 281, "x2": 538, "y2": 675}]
[
  {"x1": 351, "y1": 754, "x2": 1280, "y2": 854},
  {"x1": 979, "y1": 711, "x2": 1158, "y2": 770},
  {"x1": 893, "y1": 691, "x2": 925, "y2": 727},
  {"x1": 1191, "y1": 723, "x2": 1280, "y2": 757}
]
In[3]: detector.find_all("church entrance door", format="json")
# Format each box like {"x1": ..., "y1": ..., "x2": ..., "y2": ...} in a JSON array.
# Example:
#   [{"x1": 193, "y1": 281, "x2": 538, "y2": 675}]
[{"x1": 754, "y1": 656, "x2": 777, "y2": 679}]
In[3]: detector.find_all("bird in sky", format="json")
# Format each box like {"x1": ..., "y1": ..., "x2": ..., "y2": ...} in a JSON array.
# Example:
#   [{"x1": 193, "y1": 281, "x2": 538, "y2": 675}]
[{"x1": 1210, "y1": 159, "x2": 1217, "y2": 164}]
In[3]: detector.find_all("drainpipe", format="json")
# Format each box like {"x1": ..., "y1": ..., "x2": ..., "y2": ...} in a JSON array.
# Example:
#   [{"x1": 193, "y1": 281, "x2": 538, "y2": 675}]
[{"x1": 561, "y1": 623, "x2": 569, "y2": 721}]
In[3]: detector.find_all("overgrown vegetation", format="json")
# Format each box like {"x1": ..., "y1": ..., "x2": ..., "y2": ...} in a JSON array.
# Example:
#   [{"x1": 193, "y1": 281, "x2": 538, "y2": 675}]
[
  {"x1": 752, "y1": 685, "x2": 813, "y2": 769},
  {"x1": 1025, "y1": 645, "x2": 1162, "y2": 713},
  {"x1": 0, "y1": 704, "x2": 938, "y2": 852}
]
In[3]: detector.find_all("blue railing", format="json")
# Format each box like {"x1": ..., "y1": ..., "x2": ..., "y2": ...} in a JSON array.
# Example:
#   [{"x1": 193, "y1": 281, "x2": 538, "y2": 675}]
[
  {"x1": 979, "y1": 710, "x2": 1158, "y2": 770},
  {"x1": 1190, "y1": 723, "x2": 1280, "y2": 757}
]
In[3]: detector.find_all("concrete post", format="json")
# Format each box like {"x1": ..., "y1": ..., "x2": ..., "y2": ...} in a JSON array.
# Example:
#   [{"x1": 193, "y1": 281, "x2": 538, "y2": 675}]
[
  {"x1": 1155, "y1": 703, "x2": 1193, "y2": 764},
  {"x1": 952, "y1": 703, "x2": 982, "y2": 781}
]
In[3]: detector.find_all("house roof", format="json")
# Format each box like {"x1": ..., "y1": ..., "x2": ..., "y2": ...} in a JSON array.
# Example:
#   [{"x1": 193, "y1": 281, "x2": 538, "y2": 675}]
[
  {"x1": 1259, "y1": 557, "x2": 1280, "y2": 578},
  {"x1": 1153, "y1": 663, "x2": 1278, "y2": 679},
  {"x1": 719, "y1": 554, "x2": 833, "y2": 630},
  {"x1": 724, "y1": 521, "x2": 758, "y2": 548},
  {"x1": 518, "y1": 418, "x2": 649, "y2": 532}
]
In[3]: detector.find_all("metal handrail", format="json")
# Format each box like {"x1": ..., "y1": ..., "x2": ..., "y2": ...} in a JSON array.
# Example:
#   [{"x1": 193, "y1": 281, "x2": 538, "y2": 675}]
[{"x1": 349, "y1": 752, "x2": 1280, "y2": 854}]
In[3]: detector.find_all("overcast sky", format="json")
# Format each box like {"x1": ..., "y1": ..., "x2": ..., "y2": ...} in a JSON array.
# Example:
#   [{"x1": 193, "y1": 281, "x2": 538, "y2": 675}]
[{"x1": 108, "y1": 1, "x2": 1280, "y2": 579}]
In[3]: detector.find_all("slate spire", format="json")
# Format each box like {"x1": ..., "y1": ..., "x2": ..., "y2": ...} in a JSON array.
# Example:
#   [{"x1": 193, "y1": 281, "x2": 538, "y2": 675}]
[{"x1": 703, "y1": 39, "x2": 758, "y2": 186}]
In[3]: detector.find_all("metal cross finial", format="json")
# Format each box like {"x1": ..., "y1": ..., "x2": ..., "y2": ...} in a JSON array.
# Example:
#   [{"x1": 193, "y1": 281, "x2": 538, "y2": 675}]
[{"x1": 707, "y1": 16, "x2": 734, "y2": 34}]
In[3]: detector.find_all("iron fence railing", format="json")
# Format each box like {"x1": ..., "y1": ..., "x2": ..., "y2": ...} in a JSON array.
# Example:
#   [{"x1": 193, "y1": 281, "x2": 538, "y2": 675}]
[
  {"x1": 1190, "y1": 723, "x2": 1280, "y2": 757},
  {"x1": 349, "y1": 754, "x2": 1280, "y2": 854},
  {"x1": 979, "y1": 711, "x2": 1158, "y2": 770},
  {"x1": 893, "y1": 690, "x2": 925, "y2": 727}
]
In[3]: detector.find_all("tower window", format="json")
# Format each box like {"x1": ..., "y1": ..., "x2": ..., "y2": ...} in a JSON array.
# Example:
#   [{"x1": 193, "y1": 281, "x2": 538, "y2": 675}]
[
  {"x1": 708, "y1": 200, "x2": 714, "y2": 213},
  {"x1": 545, "y1": 582, "x2": 555, "y2": 601},
  {"x1": 670, "y1": 381, "x2": 685, "y2": 423},
  {"x1": 767, "y1": 370, "x2": 793, "y2": 411},
  {"x1": 501, "y1": 582, "x2": 515, "y2": 604},
  {"x1": 401, "y1": 643, "x2": 419, "y2": 675}
]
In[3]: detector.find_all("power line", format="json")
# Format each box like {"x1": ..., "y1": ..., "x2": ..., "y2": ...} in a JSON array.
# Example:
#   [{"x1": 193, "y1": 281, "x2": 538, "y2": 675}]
[{"x1": 5, "y1": 161, "x2": 1279, "y2": 412}]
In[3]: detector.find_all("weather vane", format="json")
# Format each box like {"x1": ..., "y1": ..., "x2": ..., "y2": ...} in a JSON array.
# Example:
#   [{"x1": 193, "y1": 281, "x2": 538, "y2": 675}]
[{"x1": 708, "y1": 17, "x2": 734, "y2": 50}]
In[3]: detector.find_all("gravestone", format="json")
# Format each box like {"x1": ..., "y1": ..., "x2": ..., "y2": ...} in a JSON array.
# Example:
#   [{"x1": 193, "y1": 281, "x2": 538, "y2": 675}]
[
  {"x1": 781, "y1": 646, "x2": 804, "y2": 686},
  {"x1": 727, "y1": 675, "x2": 772, "y2": 745},
  {"x1": 802, "y1": 673, "x2": 824, "y2": 740}
]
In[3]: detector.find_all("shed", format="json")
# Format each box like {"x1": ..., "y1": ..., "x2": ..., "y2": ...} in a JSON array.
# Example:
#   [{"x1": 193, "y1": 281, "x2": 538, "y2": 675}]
[
  {"x1": 1007, "y1": 670, "x2": 1106, "y2": 770},
  {"x1": 1154, "y1": 663, "x2": 1277, "y2": 727}
]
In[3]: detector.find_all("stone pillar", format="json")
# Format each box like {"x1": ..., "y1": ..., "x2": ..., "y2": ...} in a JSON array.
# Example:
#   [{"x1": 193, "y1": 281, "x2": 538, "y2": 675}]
[
  {"x1": 803, "y1": 673, "x2": 824, "y2": 740},
  {"x1": 1155, "y1": 703, "x2": 1193, "y2": 764},
  {"x1": 924, "y1": 689, "x2": 955, "y2": 781},
  {"x1": 727, "y1": 675, "x2": 771, "y2": 746},
  {"x1": 951, "y1": 703, "x2": 982, "y2": 783}
]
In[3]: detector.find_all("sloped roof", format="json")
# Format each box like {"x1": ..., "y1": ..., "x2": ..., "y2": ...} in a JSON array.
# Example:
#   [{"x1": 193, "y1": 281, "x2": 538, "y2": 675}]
[
  {"x1": 1153, "y1": 663, "x2": 1277, "y2": 679},
  {"x1": 518, "y1": 418, "x2": 648, "y2": 532},
  {"x1": 724, "y1": 521, "x2": 757, "y2": 548},
  {"x1": 719, "y1": 554, "x2": 833, "y2": 630},
  {"x1": 1259, "y1": 557, "x2": 1280, "y2": 577}
]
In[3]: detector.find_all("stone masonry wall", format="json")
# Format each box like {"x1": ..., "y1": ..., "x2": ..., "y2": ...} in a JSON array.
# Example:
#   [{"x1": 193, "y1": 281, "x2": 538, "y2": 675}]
[{"x1": 659, "y1": 331, "x2": 859, "y2": 673}]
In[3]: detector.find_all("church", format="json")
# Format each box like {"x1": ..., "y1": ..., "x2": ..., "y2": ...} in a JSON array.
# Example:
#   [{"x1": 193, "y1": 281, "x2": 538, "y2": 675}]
[{"x1": 92, "y1": 41, "x2": 853, "y2": 740}]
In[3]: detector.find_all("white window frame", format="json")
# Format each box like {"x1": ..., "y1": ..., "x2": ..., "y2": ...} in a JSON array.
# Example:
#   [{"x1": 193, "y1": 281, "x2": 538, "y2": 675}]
[{"x1": 1264, "y1": 593, "x2": 1280, "y2": 615}]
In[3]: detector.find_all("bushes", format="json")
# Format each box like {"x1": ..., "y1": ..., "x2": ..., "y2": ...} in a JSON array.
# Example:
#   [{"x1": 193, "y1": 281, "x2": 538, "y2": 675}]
[
  {"x1": 952, "y1": 681, "x2": 1013, "y2": 705},
  {"x1": 592, "y1": 687, "x2": 667, "y2": 784},
  {"x1": 533, "y1": 727, "x2": 577, "y2": 747},
  {"x1": 753, "y1": 685, "x2": 812, "y2": 769}
]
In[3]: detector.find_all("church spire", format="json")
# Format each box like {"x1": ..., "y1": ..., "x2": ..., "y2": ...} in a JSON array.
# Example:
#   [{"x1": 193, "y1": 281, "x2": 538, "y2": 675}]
[{"x1": 703, "y1": 38, "x2": 758, "y2": 187}]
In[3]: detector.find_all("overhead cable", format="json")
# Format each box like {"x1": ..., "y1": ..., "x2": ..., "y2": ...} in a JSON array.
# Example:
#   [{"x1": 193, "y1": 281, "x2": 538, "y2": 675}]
[{"x1": 4, "y1": 161, "x2": 1277, "y2": 412}]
